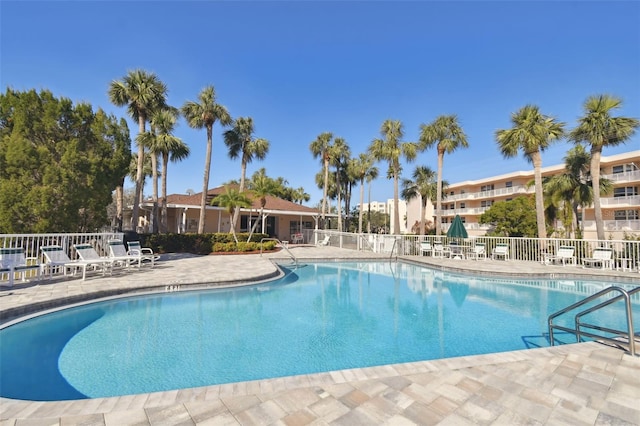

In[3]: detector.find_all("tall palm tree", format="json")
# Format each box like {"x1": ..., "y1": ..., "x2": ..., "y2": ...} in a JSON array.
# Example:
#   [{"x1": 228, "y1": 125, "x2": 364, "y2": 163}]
[
  {"x1": 223, "y1": 117, "x2": 270, "y2": 226},
  {"x1": 369, "y1": 120, "x2": 419, "y2": 234},
  {"x1": 328, "y1": 137, "x2": 350, "y2": 232},
  {"x1": 419, "y1": 115, "x2": 468, "y2": 236},
  {"x1": 211, "y1": 186, "x2": 252, "y2": 244},
  {"x1": 181, "y1": 86, "x2": 232, "y2": 234},
  {"x1": 247, "y1": 173, "x2": 280, "y2": 239},
  {"x1": 569, "y1": 95, "x2": 639, "y2": 240},
  {"x1": 351, "y1": 153, "x2": 378, "y2": 233},
  {"x1": 108, "y1": 69, "x2": 168, "y2": 230},
  {"x1": 495, "y1": 105, "x2": 565, "y2": 239},
  {"x1": 401, "y1": 166, "x2": 440, "y2": 235},
  {"x1": 309, "y1": 132, "x2": 334, "y2": 228},
  {"x1": 143, "y1": 109, "x2": 190, "y2": 233}
]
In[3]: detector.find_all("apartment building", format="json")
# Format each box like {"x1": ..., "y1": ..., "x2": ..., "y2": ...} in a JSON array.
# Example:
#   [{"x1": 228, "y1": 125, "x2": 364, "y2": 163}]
[
  {"x1": 358, "y1": 199, "x2": 408, "y2": 234},
  {"x1": 406, "y1": 150, "x2": 639, "y2": 240}
]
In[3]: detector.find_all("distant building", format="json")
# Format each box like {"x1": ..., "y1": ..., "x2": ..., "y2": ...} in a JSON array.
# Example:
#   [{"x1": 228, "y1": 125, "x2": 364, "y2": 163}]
[
  {"x1": 406, "y1": 150, "x2": 639, "y2": 240},
  {"x1": 358, "y1": 199, "x2": 408, "y2": 234}
]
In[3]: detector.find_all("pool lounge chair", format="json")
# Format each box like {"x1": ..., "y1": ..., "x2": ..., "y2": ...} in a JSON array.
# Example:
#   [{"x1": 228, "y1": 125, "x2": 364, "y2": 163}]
[
  {"x1": 0, "y1": 247, "x2": 41, "y2": 287},
  {"x1": 582, "y1": 247, "x2": 613, "y2": 270},
  {"x1": 466, "y1": 242, "x2": 486, "y2": 261},
  {"x1": 40, "y1": 245, "x2": 108, "y2": 280},
  {"x1": 73, "y1": 243, "x2": 123, "y2": 271},
  {"x1": 544, "y1": 245, "x2": 576, "y2": 266},
  {"x1": 420, "y1": 241, "x2": 433, "y2": 256},
  {"x1": 127, "y1": 241, "x2": 160, "y2": 266},
  {"x1": 432, "y1": 242, "x2": 451, "y2": 258},
  {"x1": 317, "y1": 235, "x2": 330, "y2": 247},
  {"x1": 492, "y1": 243, "x2": 509, "y2": 260},
  {"x1": 108, "y1": 240, "x2": 153, "y2": 268}
]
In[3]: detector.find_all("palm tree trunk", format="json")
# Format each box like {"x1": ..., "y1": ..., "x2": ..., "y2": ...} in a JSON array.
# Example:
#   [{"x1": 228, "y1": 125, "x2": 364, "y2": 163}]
[
  {"x1": 421, "y1": 198, "x2": 427, "y2": 235},
  {"x1": 336, "y1": 171, "x2": 343, "y2": 232},
  {"x1": 115, "y1": 179, "x2": 124, "y2": 232},
  {"x1": 232, "y1": 160, "x2": 247, "y2": 231},
  {"x1": 161, "y1": 154, "x2": 169, "y2": 233},
  {"x1": 393, "y1": 169, "x2": 400, "y2": 235},
  {"x1": 531, "y1": 151, "x2": 547, "y2": 239},
  {"x1": 132, "y1": 115, "x2": 146, "y2": 231},
  {"x1": 435, "y1": 150, "x2": 444, "y2": 236},
  {"x1": 358, "y1": 178, "x2": 364, "y2": 233},
  {"x1": 322, "y1": 156, "x2": 329, "y2": 228},
  {"x1": 590, "y1": 148, "x2": 604, "y2": 240},
  {"x1": 151, "y1": 152, "x2": 159, "y2": 234},
  {"x1": 199, "y1": 126, "x2": 213, "y2": 234}
]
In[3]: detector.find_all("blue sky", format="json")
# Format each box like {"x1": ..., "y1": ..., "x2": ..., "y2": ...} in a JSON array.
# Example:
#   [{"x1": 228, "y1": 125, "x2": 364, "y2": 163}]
[{"x1": 2, "y1": 1, "x2": 639, "y2": 206}]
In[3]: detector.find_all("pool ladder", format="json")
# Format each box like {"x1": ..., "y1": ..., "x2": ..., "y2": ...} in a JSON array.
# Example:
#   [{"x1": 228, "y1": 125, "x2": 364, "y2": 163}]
[
  {"x1": 260, "y1": 238, "x2": 298, "y2": 268},
  {"x1": 548, "y1": 286, "x2": 640, "y2": 356}
]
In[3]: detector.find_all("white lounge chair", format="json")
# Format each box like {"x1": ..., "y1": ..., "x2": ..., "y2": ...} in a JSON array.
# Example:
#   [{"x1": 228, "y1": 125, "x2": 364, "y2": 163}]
[
  {"x1": 317, "y1": 235, "x2": 330, "y2": 246},
  {"x1": 73, "y1": 243, "x2": 122, "y2": 271},
  {"x1": 40, "y1": 245, "x2": 108, "y2": 280},
  {"x1": 432, "y1": 242, "x2": 451, "y2": 258},
  {"x1": 466, "y1": 242, "x2": 486, "y2": 261},
  {"x1": 492, "y1": 243, "x2": 509, "y2": 260},
  {"x1": 582, "y1": 248, "x2": 613, "y2": 270},
  {"x1": 108, "y1": 240, "x2": 153, "y2": 268},
  {"x1": 420, "y1": 241, "x2": 433, "y2": 256},
  {"x1": 544, "y1": 245, "x2": 576, "y2": 266},
  {"x1": 127, "y1": 241, "x2": 159, "y2": 266},
  {"x1": 0, "y1": 247, "x2": 41, "y2": 287}
]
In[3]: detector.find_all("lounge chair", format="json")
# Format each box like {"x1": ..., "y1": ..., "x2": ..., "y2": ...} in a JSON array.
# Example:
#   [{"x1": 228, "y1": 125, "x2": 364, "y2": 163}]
[
  {"x1": 432, "y1": 242, "x2": 451, "y2": 258},
  {"x1": 317, "y1": 235, "x2": 330, "y2": 246},
  {"x1": 73, "y1": 243, "x2": 122, "y2": 271},
  {"x1": 582, "y1": 248, "x2": 613, "y2": 270},
  {"x1": 0, "y1": 247, "x2": 41, "y2": 287},
  {"x1": 466, "y1": 242, "x2": 486, "y2": 261},
  {"x1": 420, "y1": 241, "x2": 433, "y2": 256},
  {"x1": 40, "y1": 245, "x2": 108, "y2": 280},
  {"x1": 108, "y1": 240, "x2": 153, "y2": 268},
  {"x1": 544, "y1": 245, "x2": 576, "y2": 266},
  {"x1": 492, "y1": 243, "x2": 509, "y2": 260},
  {"x1": 127, "y1": 241, "x2": 160, "y2": 266}
]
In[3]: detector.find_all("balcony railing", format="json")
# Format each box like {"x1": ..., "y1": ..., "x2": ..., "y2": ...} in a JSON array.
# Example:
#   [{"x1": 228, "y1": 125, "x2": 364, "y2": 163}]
[
  {"x1": 603, "y1": 170, "x2": 640, "y2": 183},
  {"x1": 601, "y1": 196, "x2": 640, "y2": 206}
]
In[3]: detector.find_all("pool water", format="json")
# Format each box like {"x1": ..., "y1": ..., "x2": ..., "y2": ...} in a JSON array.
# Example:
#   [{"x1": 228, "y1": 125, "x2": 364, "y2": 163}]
[{"x1": 0, "y1": 261, "x2": 637, "y2": 401}]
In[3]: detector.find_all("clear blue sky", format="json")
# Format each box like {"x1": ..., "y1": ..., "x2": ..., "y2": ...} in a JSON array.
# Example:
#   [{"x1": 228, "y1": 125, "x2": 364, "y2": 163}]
[{"x1": 2, "y1": 1, "x2": 639, "y2": 206}]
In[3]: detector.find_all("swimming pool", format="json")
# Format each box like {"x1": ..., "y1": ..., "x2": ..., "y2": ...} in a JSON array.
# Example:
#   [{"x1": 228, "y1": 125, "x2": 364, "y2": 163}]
[{"x1": 1, "y1": 261, "x2": 637, "y2": 401}]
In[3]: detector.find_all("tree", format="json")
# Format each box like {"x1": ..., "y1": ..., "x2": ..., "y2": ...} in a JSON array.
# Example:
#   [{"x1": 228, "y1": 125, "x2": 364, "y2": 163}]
[
  {"x1": 223, "y1": 117, "x2": 270, "y2": 226},
  {"x1": 479, "y1": 196, "x2": 538, "y2": 237},
  {"x1": 369, "y1": 120, "x2": 419, "y2": 234},
  {"x1": 0, "y1": 89, "x2": 130, "y2": 232},
  {"x1": 401, "y1": 166, "x2": 441, "y2": 235},
  {"x1": 181, "y1": 86, "x2": 232, "y2": 234},
  {"x1": 211, "y1": 186, "x2": 253, "y2": 244},
  {"x1": 350, "y1": 153, "x2": 378, "y2": 233},
  {"x1": 328, "y1": 137, "x2": 350, "y2": 232},
  {"x1": 419, "y1": 115, "x2": 468, "y2": 236},
  {"x1": 569, "y1": 95, "x2": 639, "y2": 240},
  {"x1": 309, "y1": 132, "x2": 334, "y2": 228},
  {"x1": 141, "y1": 108, "x2": 190, "y2": 233},
  {"x1": 247, "y1": 172, "x2": 280, "y2": 240},
  {"x1": 495, "y1": 105, "x2": 565, "y2": 239},
  {"x1": 108, "y1": 69, "x2": 167, "y2": 230}
]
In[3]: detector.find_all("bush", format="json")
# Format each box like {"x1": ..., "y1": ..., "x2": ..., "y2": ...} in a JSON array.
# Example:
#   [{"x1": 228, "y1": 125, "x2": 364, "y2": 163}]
[{"x1": 141, "y1": 233, "x2": 273, "y2": 254}]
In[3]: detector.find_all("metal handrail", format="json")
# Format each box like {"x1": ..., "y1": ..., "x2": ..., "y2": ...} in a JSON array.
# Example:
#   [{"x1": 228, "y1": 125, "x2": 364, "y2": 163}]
[
  {"x1": 260, "y1": 238, "x2": 297, "y2": 267},
  {"x1": 548, "y1": 286, "x2": 637, "y2": 356}
]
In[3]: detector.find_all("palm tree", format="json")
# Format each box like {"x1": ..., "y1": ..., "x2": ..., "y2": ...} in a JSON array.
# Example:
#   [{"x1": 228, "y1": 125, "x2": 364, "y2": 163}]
[
  {"x1": 351, "y1": 153, "x2": 378, "y2": 233},
  {"x1": 143, "y1": 109, "x2": 190, "y2": 233},
  {"x1": 181, "y1": 86, "x2": 232, "y2": 234},
  {"x1": 419, "y1": 115, "x2": 468, "y2": 236},
  {"x1": 328, "y1": 137, "x2": 350, "y2": 232},
  {"x1": 223, "y1": 117, "x2": 270, "y2": 226},
  {"x1": 569, "y1": 95, "x2": 639, "y2": 240},
  {"x1": 495, "y1": 105, "x2": 565, "y2": 239},
  {"x1": 369, "y1": 120, "x2": 419, "y2": 234},
  {"x1": 309, "y1": 132, "x2": 334, "y2": 228},
  {"x1": 211, "y1": 186, "x2": 252, "y2": 244},
  {"x1": 401, "y1": 166, "x2": 440, "y2": 235},
  {"x1": 108, "y1": 69, "x2": 168, "y2": 230},
  {"x1": 247, "y1": 172, "x2": 280, "y2": 239}
]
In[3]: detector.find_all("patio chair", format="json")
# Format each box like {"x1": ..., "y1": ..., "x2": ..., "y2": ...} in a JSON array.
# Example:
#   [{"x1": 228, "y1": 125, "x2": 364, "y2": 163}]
[
  {"x1": 544, "y1": 245, "x2": 576, "y2": 266},
  {"x1": 0, "y1": 247, "x2": 41, "y2": 287},
  {"x1": 492, "y1": 243, "x2": 509, "y2": 260},
  {"x1": 466, "y1": 242, "x2": 486, "y2": 261},
  {"x1": 291, "y1": 233, "x2": 304, "y2": 244},
  {"x1": 73, "y1": 243, "x2": 121, "y2": 271},
  {"x1": 420, "y1": 241, "x2": 433, "y2": 256},
  {"x1": 316, "y1": 235, "x2": 330, "y2": 247},
  {"x1": 582, "y1": 248, "x2": 613, "y2": 270},
  {"x1": 40, "y1": 245, "x2": 108, "y2": 280},
  {"x1": 127, "y1": 241, "x2": 160, "y2": 266},
  {"x1": 432, "y1": 242, "x2": 451, "y2": 258},
  {"x1": 108, "y1": 240, "x2": 152, "y2": 268}
]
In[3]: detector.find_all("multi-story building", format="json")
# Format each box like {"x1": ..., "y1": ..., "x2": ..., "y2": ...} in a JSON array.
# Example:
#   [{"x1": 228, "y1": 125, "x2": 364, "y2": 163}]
[
  {"x1": 406, "y1": 150, "x2": 639, "y2": 240},
  {"x1": 358, "y1": 199, "x2": 408, "y2": 234}
]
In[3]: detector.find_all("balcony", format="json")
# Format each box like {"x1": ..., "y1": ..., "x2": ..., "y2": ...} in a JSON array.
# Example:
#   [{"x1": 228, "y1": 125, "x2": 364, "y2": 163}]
[
  {"x1": 448, "y1": 185, "x2": 530, "y2": 201},
  {"x1": 581, "y1": 220, "x2": 640, "y2": 232},
  {"x1": 600, "y1": 195, "x2": 640, "y2": 206},
  {"x1": 603, "y1": 170, "x2": 640, "y2": 183}
]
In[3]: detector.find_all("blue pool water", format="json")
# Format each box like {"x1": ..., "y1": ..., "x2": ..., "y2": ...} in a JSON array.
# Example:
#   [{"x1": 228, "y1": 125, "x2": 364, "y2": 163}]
[{"x1": 1, "y1": 261, "x2": 637, "y2": 401}]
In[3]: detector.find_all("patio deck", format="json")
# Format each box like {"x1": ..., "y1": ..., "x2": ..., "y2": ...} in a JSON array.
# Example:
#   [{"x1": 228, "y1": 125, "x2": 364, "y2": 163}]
[{"x1": 1, "y1": 246, "x2": 639, "y2": 425}]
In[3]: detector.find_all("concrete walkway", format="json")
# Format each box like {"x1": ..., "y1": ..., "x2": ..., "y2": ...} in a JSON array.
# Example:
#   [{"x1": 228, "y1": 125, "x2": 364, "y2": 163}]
[{"x1": 1, "y1": 246, "x2": 639, "y2": 425}]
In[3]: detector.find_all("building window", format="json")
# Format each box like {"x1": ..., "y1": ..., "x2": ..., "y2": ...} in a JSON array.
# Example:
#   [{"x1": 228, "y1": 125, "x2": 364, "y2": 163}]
[
  {"x1": 450, "y1": 191, "x2": 454, "y2": 196},
  {"x1": 614, "y1": 210, "x2": 639, "y2": 220},
  {"x1": 460, "y1": 202, "x2": 466, "y2": 209},
  {"x1": 506, "y1": 198, "x2": 512, "y2": 202},
  {"x1": 461, "y1": 217, "x2": 466, "y2": 223},
  {"x1": 481, "y1": 200, "x2": 494, "y2": 208},
  {"x1": 614, "y1": 186, "x2": 638, "y2": 197},
  {"x1": 613, "y1": 163, "x2": 639, "y2": 174},
  {"x1": 480, "y1": 184, "x2": 494, "y2": 192},
  {"x1": 505, "y1": 181, "x2": 512, "y2": 188},
  {"x1": 450, "y1": 204, "x2": 455, "y2": 210}
]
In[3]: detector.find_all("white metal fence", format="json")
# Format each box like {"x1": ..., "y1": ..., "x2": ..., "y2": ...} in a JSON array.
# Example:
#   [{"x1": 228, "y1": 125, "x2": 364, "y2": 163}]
[{"x1": 1, "y1": 232, "x2": 124, "y2": 261}]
